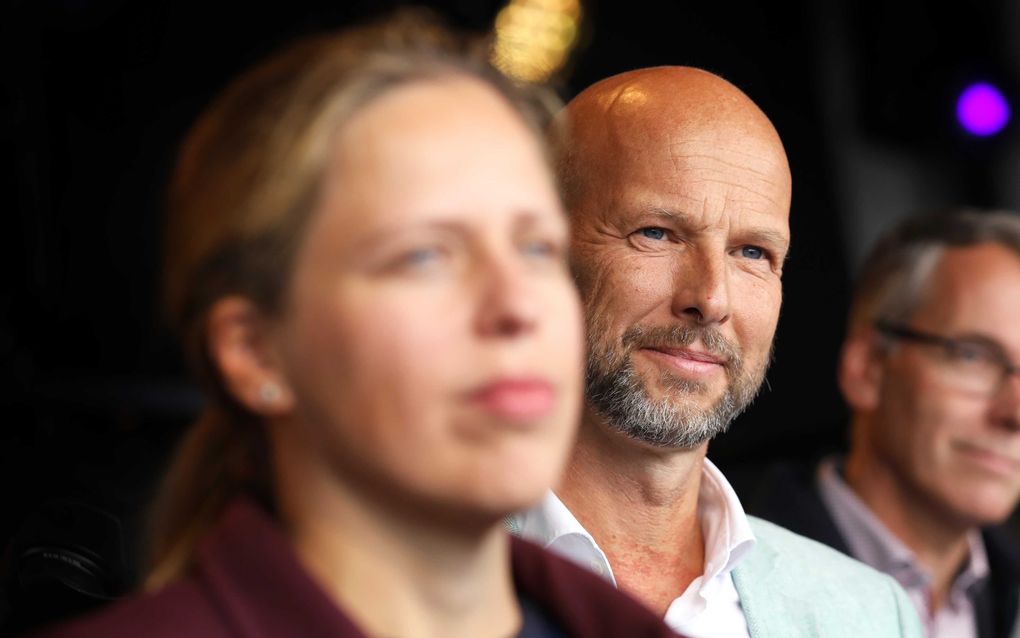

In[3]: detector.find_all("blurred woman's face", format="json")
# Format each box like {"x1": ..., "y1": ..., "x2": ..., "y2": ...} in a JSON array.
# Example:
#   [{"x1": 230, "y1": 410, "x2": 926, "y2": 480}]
[{"x1": 272, "y1": 77, "x2": 583, "y2": 522}]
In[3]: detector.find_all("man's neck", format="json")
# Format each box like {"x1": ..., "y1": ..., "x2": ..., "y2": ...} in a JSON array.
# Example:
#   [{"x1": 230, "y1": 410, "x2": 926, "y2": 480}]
[
  {"x1": 557, "y1": 412, "x2": 708, "y2": 616},
  {"x1": 845, "y1": 444, "x2": 973, "y2": 610}
]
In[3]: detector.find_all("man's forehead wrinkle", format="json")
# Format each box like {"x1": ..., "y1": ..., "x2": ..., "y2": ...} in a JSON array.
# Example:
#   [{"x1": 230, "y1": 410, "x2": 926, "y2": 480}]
[
  {"x1": 669, "y1": 154, "x2": 786, "y2": 190},
  {"x1": 722, "y1": 194, "x2": 791, "y2": 239},
  {"x1": 667, "y1": 144, "x2": 786, "y2": 178},
  {"x1": 659, "y1": 173, "x2": 788, "y2": 214},
  {"x1": 587, "y1": 214, "x2": 621, "y2": 236}
]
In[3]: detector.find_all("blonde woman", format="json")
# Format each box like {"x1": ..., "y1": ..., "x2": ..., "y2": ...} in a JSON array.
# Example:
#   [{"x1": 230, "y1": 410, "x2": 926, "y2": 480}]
[{"x1": 36, "y1": 11, "x2": 678, "y2": 638}]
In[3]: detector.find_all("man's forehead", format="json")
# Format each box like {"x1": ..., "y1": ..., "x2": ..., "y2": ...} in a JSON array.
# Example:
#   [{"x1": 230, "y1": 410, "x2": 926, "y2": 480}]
[
  {"x1": 587, "y1": 136, "x2": 792, "y2": 219},
  {"x1": 559, "y1": 67, "x2": 792, "y2": 227},
  {"x1": 914, "y1": 243, "x2": 1020, "y2": 332},
  {"x1": 931, "y1": 243, "x2": 1020, "y2": 290},
  {"x1": 583, "y1": 117, "x2": 784, "y2": 175},
  {"x1": 574, "y1": 93, "x2": 788, "y2": 186}
]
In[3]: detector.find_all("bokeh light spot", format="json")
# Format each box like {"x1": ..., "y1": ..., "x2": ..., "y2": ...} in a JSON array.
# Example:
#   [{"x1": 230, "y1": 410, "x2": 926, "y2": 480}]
[{"x1": 956, "y1": 82, "x2": 1011, "y2": 137}]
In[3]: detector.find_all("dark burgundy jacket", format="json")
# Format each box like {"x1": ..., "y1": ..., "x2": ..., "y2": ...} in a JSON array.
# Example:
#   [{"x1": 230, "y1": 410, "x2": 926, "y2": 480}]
[{"x1": 33, "y1": 498, "x2": 679, "y2": 638}]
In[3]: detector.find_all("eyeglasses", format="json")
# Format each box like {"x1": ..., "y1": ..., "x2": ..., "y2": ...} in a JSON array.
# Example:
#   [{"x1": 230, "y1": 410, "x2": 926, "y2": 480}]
[{"x1": 874, "y1": 320, "x2": 1020, "y2": 396}]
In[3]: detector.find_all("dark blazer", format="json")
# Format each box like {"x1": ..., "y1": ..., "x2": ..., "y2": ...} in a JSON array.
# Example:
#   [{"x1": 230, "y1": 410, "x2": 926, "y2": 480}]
[
  {"x1": 738, "y1": 461, "x2": 1020, "y2": 638},
  {"x1": 32, "y1": 498, "x2": 678, "y2": 638}
]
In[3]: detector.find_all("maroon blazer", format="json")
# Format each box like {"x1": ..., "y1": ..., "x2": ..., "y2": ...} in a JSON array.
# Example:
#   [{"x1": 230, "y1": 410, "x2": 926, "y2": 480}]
[{"x1": 34, "y1": 498, "x2": 679, "y2": 637}]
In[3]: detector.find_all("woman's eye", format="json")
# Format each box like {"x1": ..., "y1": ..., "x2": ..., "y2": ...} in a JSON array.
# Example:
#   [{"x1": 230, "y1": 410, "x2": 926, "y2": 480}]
[
  {"x1": 740, "y1": 246, "x2": 766, "y2": 260},
  {"x1": 638, "y1": 227, "x2": 668, "y2": 240},
  {"x1": 399, "y1": 247, "x2": 444, "y2": 268},
  {"x1": 521, "y1": 239, "x2": 561, "y2": 259}
]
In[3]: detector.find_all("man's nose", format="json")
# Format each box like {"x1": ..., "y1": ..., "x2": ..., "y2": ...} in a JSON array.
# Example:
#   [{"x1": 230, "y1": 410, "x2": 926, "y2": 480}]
[
  {"x1": 991, "y1": 370, "x2": 1020, "y2": 431},
  {"x1": 670, "y1": 248, "x2": 731, "y2": 326}
]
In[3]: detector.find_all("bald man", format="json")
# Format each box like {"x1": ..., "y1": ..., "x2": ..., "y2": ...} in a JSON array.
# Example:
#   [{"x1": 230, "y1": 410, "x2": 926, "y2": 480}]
[{"x1": 508, "y1": 68, "x2": 922, "y2": 637}]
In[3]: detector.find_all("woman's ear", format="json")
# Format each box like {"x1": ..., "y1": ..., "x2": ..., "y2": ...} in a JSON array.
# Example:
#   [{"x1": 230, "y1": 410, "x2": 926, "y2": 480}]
[
  {"x1": 205, "y1": 296, "x2": 295, "y2": 417},
  {"x1": 838, "y1": 328, "x2": 884, "y2": 412}
]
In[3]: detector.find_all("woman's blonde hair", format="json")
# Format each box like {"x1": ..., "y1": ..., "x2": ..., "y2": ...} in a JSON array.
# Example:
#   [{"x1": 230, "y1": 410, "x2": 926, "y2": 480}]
[{"x1": 147, "y1": 10, "x2": 559, "y2": 590}]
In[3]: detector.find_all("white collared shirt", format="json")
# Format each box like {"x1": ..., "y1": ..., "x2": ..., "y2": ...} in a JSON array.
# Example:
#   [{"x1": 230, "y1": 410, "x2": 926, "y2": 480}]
[
  {"x1": 510, "y1": 458, "x2": 756, "y2": 638},
  {"x1": 817, "y1": 457, "x2": 989, "y2": 638}
]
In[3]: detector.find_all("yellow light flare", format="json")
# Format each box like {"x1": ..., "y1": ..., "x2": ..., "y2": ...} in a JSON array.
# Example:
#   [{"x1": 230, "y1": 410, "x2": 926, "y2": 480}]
[{"x1": 492, "y1": 0, "x2": 582, "y2": 83}]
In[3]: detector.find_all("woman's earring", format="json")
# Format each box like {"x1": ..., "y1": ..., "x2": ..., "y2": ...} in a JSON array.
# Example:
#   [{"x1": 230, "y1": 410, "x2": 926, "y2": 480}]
[{"x1": 258, "y1": 382, "x2": 283, "y2": 405}]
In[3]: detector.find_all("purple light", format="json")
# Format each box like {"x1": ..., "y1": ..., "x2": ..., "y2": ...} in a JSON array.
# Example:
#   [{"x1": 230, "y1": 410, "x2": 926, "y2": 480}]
[{"x1": 956, "y1": 82, "x2": 1010, "y2": 136}]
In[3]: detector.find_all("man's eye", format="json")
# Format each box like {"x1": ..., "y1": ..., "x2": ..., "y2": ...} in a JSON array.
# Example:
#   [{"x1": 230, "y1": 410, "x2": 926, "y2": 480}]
[
  {"x1": 950, "y1": 343, "x2": 991, "y2": 363},
  {"x1": 638, "y1": 227, "x2": 667, "y2": 240},
  {"x1": 740, "y1": 246, "x2": 766, "y2": 260}
]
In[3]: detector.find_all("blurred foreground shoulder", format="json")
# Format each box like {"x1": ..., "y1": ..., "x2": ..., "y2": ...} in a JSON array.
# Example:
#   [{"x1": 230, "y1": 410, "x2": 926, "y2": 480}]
[
  {"x1": 29, "y1": 579, "x2": 226, "y2": 638},
  {"x1": 510, "y1": 536, "x2": 679, "y2": 637}
]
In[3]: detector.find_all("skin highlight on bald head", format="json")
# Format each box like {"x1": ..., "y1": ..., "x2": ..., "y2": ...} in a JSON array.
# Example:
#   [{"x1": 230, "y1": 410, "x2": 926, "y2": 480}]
[
  {"x1": 553, "y1": 66, "x2": 790, "y2": 219},
  {"x1": 555, "y1": 66, "x2": 792, "y2": 452}
]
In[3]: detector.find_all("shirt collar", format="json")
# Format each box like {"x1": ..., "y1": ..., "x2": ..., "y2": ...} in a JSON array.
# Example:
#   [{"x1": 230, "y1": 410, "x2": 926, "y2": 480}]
[
  {"x1": 816, "y1": 455, "x2": 990, "y2": 600},
  {"x1": 956, "y1": 527, "x2": 990, "y2": 601},
  {"x1": 512, "y1": 457, "x2": 757, "y2": 583},
  {"x1": 516, "y1": 489, "x2": 597, "y2": 547},
  {"x1": 699, "y1": 458, "x2": 757, "y2": 578}
]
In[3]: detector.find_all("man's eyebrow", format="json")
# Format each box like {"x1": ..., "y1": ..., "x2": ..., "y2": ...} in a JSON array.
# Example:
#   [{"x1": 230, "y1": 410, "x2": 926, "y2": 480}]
[
  {"x1": 645, "y1": 207, "x2": 790, "y2": 255},
  {"x1": 743, "y1": 228, "x2": 791, "y2": 251}
]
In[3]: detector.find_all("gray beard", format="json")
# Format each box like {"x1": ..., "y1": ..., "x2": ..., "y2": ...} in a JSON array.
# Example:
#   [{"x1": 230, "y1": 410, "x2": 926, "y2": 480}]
[{"x1": 585, "y1": 324, "x2": 768, "y2": 449}]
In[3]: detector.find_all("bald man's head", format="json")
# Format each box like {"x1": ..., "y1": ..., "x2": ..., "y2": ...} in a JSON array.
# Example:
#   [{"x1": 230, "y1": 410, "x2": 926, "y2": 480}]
[
  {"x1": 561, "y1": 66, "x2": 792, "y2": 451},
  {"x1": 552, "y1": 66, "x2": 790, "y2": 216}
]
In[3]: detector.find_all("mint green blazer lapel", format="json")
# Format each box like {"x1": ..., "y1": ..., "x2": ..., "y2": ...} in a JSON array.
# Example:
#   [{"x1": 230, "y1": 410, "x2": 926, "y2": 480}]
[
  {"x1": 733, "y1": 517, "x2": 922, "y2": 638},
  {"x1": 732, "y1": 532, "x2": 823, "y2": 638}
]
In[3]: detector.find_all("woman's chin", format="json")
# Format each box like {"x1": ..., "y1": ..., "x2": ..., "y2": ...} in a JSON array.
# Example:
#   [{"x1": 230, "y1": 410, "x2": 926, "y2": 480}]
[{"x1": 469, "y1": 474, "x2": 558, "y2": 519}]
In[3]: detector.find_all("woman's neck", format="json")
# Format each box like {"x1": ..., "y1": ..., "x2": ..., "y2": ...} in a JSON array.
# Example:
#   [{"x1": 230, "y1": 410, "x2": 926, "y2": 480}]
[{"x1": 273, "y1": 445, "x2": 521, "y2": 638}]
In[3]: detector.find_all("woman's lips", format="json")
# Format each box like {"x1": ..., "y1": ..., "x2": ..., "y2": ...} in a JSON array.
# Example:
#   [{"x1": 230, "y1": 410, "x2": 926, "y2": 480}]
[
  {"x1": 467, "y1": 378, "x2": 556, "y2": 421},
  {"x1": 640, "y1": 347, "x2": 727, "y2": 376}
]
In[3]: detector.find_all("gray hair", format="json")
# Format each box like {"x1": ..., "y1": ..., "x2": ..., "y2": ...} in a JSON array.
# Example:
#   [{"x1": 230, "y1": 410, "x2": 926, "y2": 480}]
[{"x1": 849, "y1": 209, "x2": 1020, "y2": 330}]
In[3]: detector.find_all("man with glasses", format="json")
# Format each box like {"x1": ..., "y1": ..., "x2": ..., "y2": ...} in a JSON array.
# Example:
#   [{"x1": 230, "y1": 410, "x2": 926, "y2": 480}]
[{"x1": 742, "y1": 209, "x2": 1020, "y2": 638}]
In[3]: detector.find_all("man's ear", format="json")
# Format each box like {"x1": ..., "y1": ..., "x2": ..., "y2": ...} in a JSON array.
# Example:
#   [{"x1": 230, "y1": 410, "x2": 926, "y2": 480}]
[
  {"x1": 838, "y1": 328, "x2": 884, "y2": 412},
  {"x1": 205, "y1": 296, "x2": 295, "y2": 417}
]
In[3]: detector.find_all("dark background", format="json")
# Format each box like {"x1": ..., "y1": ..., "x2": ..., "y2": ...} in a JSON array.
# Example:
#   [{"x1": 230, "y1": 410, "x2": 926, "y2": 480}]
[{"x1": 4, "y1": 0, "x2": 1020, "y2": 631}]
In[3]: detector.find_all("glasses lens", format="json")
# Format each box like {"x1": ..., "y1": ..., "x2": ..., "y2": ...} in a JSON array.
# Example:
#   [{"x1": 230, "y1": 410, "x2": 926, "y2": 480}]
[{"x1": 938, "y1": 343, "x2": 1001, "y2": 394}]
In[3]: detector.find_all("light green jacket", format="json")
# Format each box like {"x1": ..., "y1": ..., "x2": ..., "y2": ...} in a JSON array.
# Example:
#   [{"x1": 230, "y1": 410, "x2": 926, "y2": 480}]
[{"x1": 736, "y1": 517, "x2": 923, "y2": 638}]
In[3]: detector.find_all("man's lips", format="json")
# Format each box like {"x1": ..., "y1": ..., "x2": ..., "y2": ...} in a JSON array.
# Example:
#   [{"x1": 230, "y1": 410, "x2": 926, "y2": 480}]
[
  {"x1": 640, "y1": 346, "x2": 728, "y2": 375},
  {"x1": 954, "y1": 441, "x2": 1020, "y2": 477},
  {"x1": 466, "y1": 377, "x2": 556, "y2": 421},
  {"x1": 647, "y1": 346, "x2": 727, "y2": 364}
]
